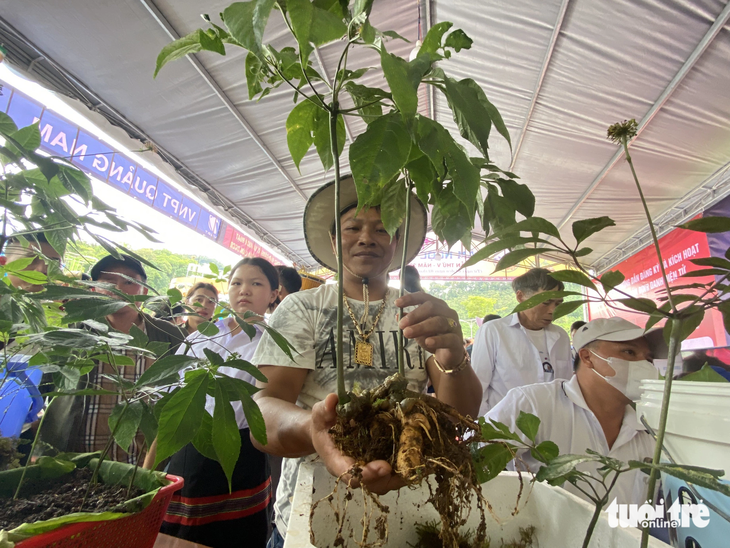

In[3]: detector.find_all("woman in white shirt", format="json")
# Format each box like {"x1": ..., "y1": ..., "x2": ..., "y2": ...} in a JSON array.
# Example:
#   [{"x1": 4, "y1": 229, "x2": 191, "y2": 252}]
[{"x1": 160, "y1": 257, "x2": 279, "y2": 548}]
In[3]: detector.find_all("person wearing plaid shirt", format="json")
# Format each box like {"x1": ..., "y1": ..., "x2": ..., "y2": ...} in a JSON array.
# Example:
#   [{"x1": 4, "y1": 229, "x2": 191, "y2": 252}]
[{"x1": 40, "y1": 255, "x2": 185, "y2": 462}]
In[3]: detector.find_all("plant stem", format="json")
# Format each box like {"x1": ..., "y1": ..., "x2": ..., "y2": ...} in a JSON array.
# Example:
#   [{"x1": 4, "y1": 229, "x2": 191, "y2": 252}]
[
  {"x1": 582, "y1": 499, "x2": 605, "y2": 548},
  {"x1": 330, "y1": 105, "x2": 348, "y2": 405},
  {"x1": 621, "y1": 140, "x2": 676, "y2": 313},
  {"x1": 397, "y1": 177, "x2": 414, "y2": 377},
  {"x1": 640, "y1": 318, "x2": 681, "y2": 548},
  {"x1": 13, "y1": 396, "x2": 55, "y2": 500}
]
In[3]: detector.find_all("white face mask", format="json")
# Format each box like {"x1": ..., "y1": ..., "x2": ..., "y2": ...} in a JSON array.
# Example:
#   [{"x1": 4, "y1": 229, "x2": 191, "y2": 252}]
[{"x1": 590, "y1": 350, "x2": 659, "y2": 401}]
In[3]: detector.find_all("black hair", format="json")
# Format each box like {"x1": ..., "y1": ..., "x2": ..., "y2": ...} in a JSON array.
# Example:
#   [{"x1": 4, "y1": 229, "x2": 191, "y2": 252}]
[
  {"x1": 512, "y1": 268, "x2": 564, "y2": 295},
  {"x1": 229, "y1": 257, "x2": 279, "y2": 291},
  {"x1": 681, "y1": 351, "x2": 728, "y2": 374},
  {"x1": 483, "y1": 314, "x2": 501, "y2": 323},
  {"x1": 276, "y1": 265, "x2": 302, "y2": 294},
  {"x1": 90, "y1": 254, "x2": 147, "y2": 282},
  {"x1": 7, "y1": 232, "x2": 49, "y2": 245},
  {"x1": 570, "y1": 320, "x2": 587, "y2": 333},
  {"x1": 187, "y1": 282, "x2": 219, "y2": 300}
]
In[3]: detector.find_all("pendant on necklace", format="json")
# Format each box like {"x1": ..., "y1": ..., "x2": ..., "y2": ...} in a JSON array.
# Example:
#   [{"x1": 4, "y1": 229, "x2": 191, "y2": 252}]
[{"x1": 354, "y1": 339, "x2": 374, "y2": 367}]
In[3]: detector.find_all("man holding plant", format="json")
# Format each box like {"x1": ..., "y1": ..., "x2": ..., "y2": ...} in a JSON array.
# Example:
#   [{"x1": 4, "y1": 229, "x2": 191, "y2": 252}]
[
  {"x1": 251, "y1": 178, "x2": 482, "y2": 546},
  {"x1": 485, "y1": 317, "x2": 663, "y2": 505}
]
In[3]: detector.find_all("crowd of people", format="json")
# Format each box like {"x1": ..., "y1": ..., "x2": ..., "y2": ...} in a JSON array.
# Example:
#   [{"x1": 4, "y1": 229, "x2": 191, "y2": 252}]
[{"x1": 4, "y1": 175, "x2": 727, "y2": 548}]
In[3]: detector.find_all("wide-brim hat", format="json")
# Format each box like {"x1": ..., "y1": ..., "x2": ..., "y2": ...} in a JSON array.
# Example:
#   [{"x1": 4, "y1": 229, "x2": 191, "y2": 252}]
[
  {"x1": 573, "y1": 317, "x2": 671, "y2": 359},
  {"x1": 303, "y1": 176, "x2": 427, "y2": 273}
]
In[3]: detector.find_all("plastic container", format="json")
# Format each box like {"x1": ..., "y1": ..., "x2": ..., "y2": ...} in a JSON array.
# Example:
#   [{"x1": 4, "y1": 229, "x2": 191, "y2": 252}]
[
  {"x1": 0, "y1": 355, "x2": 43, "y2": 438},
  {"x1": 286, "y1": 461, "x2": 669, "y2": 548},
  {"x1": 661, "y1": 472, "x2": 730, "y2": 548},
  {"x1": 637, "y1": 380, "x2": 730, "y2": 479},
  {"x1": 15, "y1": 473, "x2": 183, "y2": 548}
]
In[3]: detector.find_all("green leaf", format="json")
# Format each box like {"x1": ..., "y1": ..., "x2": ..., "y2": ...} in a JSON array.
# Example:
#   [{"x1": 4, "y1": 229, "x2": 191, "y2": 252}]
[
  {"x1": 191, "y1": 411, "x2": 218, "y2": 461},
  {"x1": 600, "y1": 270, "x2": 625, "y2": 292},
  {"x1": 497, "y1": 217, "x2": 561, "y2": 239},
  {"x1": 155, "y1": 369, "x2": 210, "y2": 467},
  {"x1": 552, "y1": 300, "x2": 585, "y2": 320},
  {"x1": 380, "y1": 44, "x2": 420, "y2": 119},
  {"x1": 235, "y1": 316, "x2": 258, "y2": 340},
  {"x1": 61, "y1": 298, "x2": 129, "y2": 323},
  {"x1": 515, "y1": 411, "x2": 540, "y2": 443},
  {"x1": 167, "y1": 288, "x2": 184, "y2": 304},
  {"x1": 155, "y1": 29, "x2": 226, "y2": 77},
  {"x1": 512, "y1": 290, "x2": 582, "y2": 313},
  {"x1": 312, "y1": 109, "x2": 345, "y2": 171},
  {"x1": 676, "y1": 307, "x2": 705, "y2": 343},
  {"x1": 535, "y1": 453, "x2": 599, "y2": 484},
  {"x1": 139, "y1": 401, "x2": 158, "y2": 448},
  {"x1": 571, "y1": 216, "x2": 616, "y2": 245},
  {"x1": 616, "y1": 297, "x2": 658, "y2": 314},
  {"x1": 416, "y1": 116, "x2": 480, "y2": 218},
  {"x1": 287, "y1": 0, "x2": 346, "y2": 60},
  {"x1": 458, "y1": 236, "x2": 539, "y2": 271},
  {"x1": 378, "y1": 178, "x2": 407, "y2": 238},
  {"x1": 628, "y1": 461, "x2": 730, "y2": 497},
  {"x1": 204, "y1": 347, "x2": 226, "y2": 367},
  {"x1": 352, "y1": 0, "x2": 374, "y2": 18},
  {"x1": 531, "y1": 440, "x2": 559, "y2": 464},
  {"x1": 108, "y1": 401, "x2": 144, "y2": 452},
  {"x1": 7, "y1": 270, "x2": 48, "y2": 285},
  {"x1": 223, "y1": 0, "x2": 276, "y2": 60},
  {"x1": 549, "y1": 270, "x2": 597, "y2": 292},
  {"x1": 679, "y1": 216, "x2": 730, "y2": 233},
  {"x1": 473, "y1": 442, "x2": 515, "y2": 484},
  {"x1": 690, "y1": 256, "x2": 730, "y2": 270},
  {"x1": 0, "y1": 112, "x2": 19, "y2": 135},
  {"x1": 443, "y1": 78, "x2": 494, "y2": 156},
  {"x1": 241, "y1": 389, "x2": 267, "y2": 445},
  {"x1": 350, "y1": 112, "x2": 411, "y2": 199},
  {"x1": 345, "y1": 82, "x2": 390, "y2": 125},
  {"x1": 213, "y1": 381, "x2": 242, "y2": 491},
  {"x1": 9, "y1": 122, "x2": 42, "y2": 152},
  {"x1": 418, "y1": 21, "x2": 452, "y2": 56},
  {"x1": 286, "y1": 99, "x2": 318, "y2": 171},
  {"x1": 479, "y1": 417, "x2": 522, "y2": 443},
  {"x1": 495, "y1": 179, "x2": 534, "y2": 218},
  {"x1": 245, "y1": 51, "x2": 265, "y2": 99},
  {"x1": 197, "y1": 321, "x2": 220, "y2": 336},
  {"x1": 136, "y1": 354, "x2": 198, "y2": 387},
  {"x1": 222, "y1": 359, "x2": 268, "y2": 383},
  {"x1": 679, "y1": 364, "x2": 729, "y2": 383},
  {"x1": 444, "y1": 29, "x2": 473, "y2": 52},
  {"x1": 259, "y1": 323, "x2": 297, "y2": 361},
  {"x1": 494, "y1": 248, "x2": 545, "y2": 273},
  {"x1": 681, "y1": 268, "x2": 727, "y2": 278}
]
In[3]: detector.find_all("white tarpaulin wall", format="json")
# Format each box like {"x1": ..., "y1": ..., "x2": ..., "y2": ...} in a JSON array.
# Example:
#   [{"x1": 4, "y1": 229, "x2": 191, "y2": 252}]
[{"x1": 1, "y1": 0, "x2": 730, "y2": 271}]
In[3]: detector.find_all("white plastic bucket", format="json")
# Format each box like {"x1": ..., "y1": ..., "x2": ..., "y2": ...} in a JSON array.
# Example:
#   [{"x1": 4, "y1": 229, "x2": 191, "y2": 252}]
[
  {"x1": 285, "y1": 461, "x2": 669, "y2": 548},
  {"x1": 637, "y1": 380, "x2": 730, "y2": 479}
]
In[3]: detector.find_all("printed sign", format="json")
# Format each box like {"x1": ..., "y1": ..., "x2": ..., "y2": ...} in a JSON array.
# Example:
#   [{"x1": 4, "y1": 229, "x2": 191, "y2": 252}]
[
  {"x1": 222, "y1": 226, "x2": 281, "y2": 265},
  {"x1": 0, "y1": 83, "x2": 224, "y2": 243}
]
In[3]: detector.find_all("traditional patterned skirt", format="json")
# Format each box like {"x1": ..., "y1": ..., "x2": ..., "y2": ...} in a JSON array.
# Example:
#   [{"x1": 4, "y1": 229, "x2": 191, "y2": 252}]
[{"x1": 161, "y1": 428, "x2": 271, "y2": 548}]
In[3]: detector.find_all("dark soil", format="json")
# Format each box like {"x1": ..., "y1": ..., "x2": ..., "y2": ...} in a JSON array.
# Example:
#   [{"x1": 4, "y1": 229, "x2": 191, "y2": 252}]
[
  {"x1": 0, "y1": 467, "x2": 145, "y2": 531},
  {"x1": 319, "y1": 374, "x2": 487, "y2": 548}
]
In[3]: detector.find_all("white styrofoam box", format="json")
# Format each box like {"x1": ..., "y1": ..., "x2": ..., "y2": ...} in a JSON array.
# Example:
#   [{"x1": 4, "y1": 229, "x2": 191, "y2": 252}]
[
  {"x1": 638, "y1": 380, "x2": 730, "y2": 479},
  {"x1": 285, "y1": 461, "x2": 669, "y2": 548}
]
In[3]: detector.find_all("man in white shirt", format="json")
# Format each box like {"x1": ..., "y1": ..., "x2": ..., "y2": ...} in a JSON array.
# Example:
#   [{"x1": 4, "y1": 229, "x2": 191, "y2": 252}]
[
  {"x1": 485, "y1": 317, "x2": 664, "y2": 505},
  {"x1": 471, "y1": 268, "x2": 572, "y2": 416}
]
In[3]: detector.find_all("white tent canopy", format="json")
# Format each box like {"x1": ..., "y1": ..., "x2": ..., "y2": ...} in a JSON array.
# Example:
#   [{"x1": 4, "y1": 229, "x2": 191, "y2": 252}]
[{"x1": 2, "y1": 0, "x2": 730, "y2": 271}]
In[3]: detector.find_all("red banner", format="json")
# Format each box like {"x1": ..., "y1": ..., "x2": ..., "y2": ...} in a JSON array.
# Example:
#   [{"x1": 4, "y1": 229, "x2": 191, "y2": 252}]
[
  {"x1": 222, "y1": 226, "x2": 281, "y2": 266},
  {"x1": 587, "y1": 222, "x2": 726, "y2": 349}
]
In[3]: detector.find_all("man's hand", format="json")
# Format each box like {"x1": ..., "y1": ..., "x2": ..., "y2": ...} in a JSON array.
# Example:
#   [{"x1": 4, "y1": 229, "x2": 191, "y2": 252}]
[
  {"x1": 311, "y1": 393, "x2": 407, "y2": 495},
  {"x1": 395, "y1": 292, "x2": 464, "y2": 369}
]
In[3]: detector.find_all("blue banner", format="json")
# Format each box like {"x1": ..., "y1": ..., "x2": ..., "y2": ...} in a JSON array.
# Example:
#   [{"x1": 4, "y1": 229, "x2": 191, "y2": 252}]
[{"x1": 0, "y1": 83, "x2": 221, "y2": 241}]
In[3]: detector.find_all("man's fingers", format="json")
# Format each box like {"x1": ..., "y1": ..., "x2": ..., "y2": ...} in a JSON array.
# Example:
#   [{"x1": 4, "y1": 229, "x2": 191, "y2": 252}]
[{"x1": 402, "y1": 316, "x2": 458, "y2": 340}]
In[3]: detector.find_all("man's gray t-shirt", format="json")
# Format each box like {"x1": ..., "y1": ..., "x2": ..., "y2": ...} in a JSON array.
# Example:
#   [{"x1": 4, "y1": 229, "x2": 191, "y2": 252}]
[{"x1": 251, "y1": 284, "x2": 430, "y2": 537}]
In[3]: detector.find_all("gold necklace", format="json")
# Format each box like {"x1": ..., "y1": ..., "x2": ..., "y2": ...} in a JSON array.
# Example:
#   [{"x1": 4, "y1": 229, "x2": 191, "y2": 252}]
[{"x1": 343, "y1": 288, "x2": 389, "y2": 367}]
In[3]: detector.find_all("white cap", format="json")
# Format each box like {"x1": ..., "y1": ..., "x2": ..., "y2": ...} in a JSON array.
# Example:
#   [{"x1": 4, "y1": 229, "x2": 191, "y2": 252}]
[{"x1": 573, "y1": 317, "x2": 670, "y2": 359}]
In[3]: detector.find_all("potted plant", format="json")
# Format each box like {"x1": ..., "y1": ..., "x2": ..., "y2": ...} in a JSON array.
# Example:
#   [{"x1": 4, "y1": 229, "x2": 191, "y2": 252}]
[{"x1": 0, "y1": 114, "x2": 293, "y2": 546}]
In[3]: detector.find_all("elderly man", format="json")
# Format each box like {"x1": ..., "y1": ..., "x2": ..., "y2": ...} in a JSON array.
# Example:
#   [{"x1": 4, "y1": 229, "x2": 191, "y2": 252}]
[
  {"x1": 486, "y1": 317, "x2": 664, "y2": 505},
  {"x1": 471, "y1": 268, "x2": 572, "y2": 415},
  {"x1": 251, "y1": 177, "x2": 481, "y2": 548}
]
